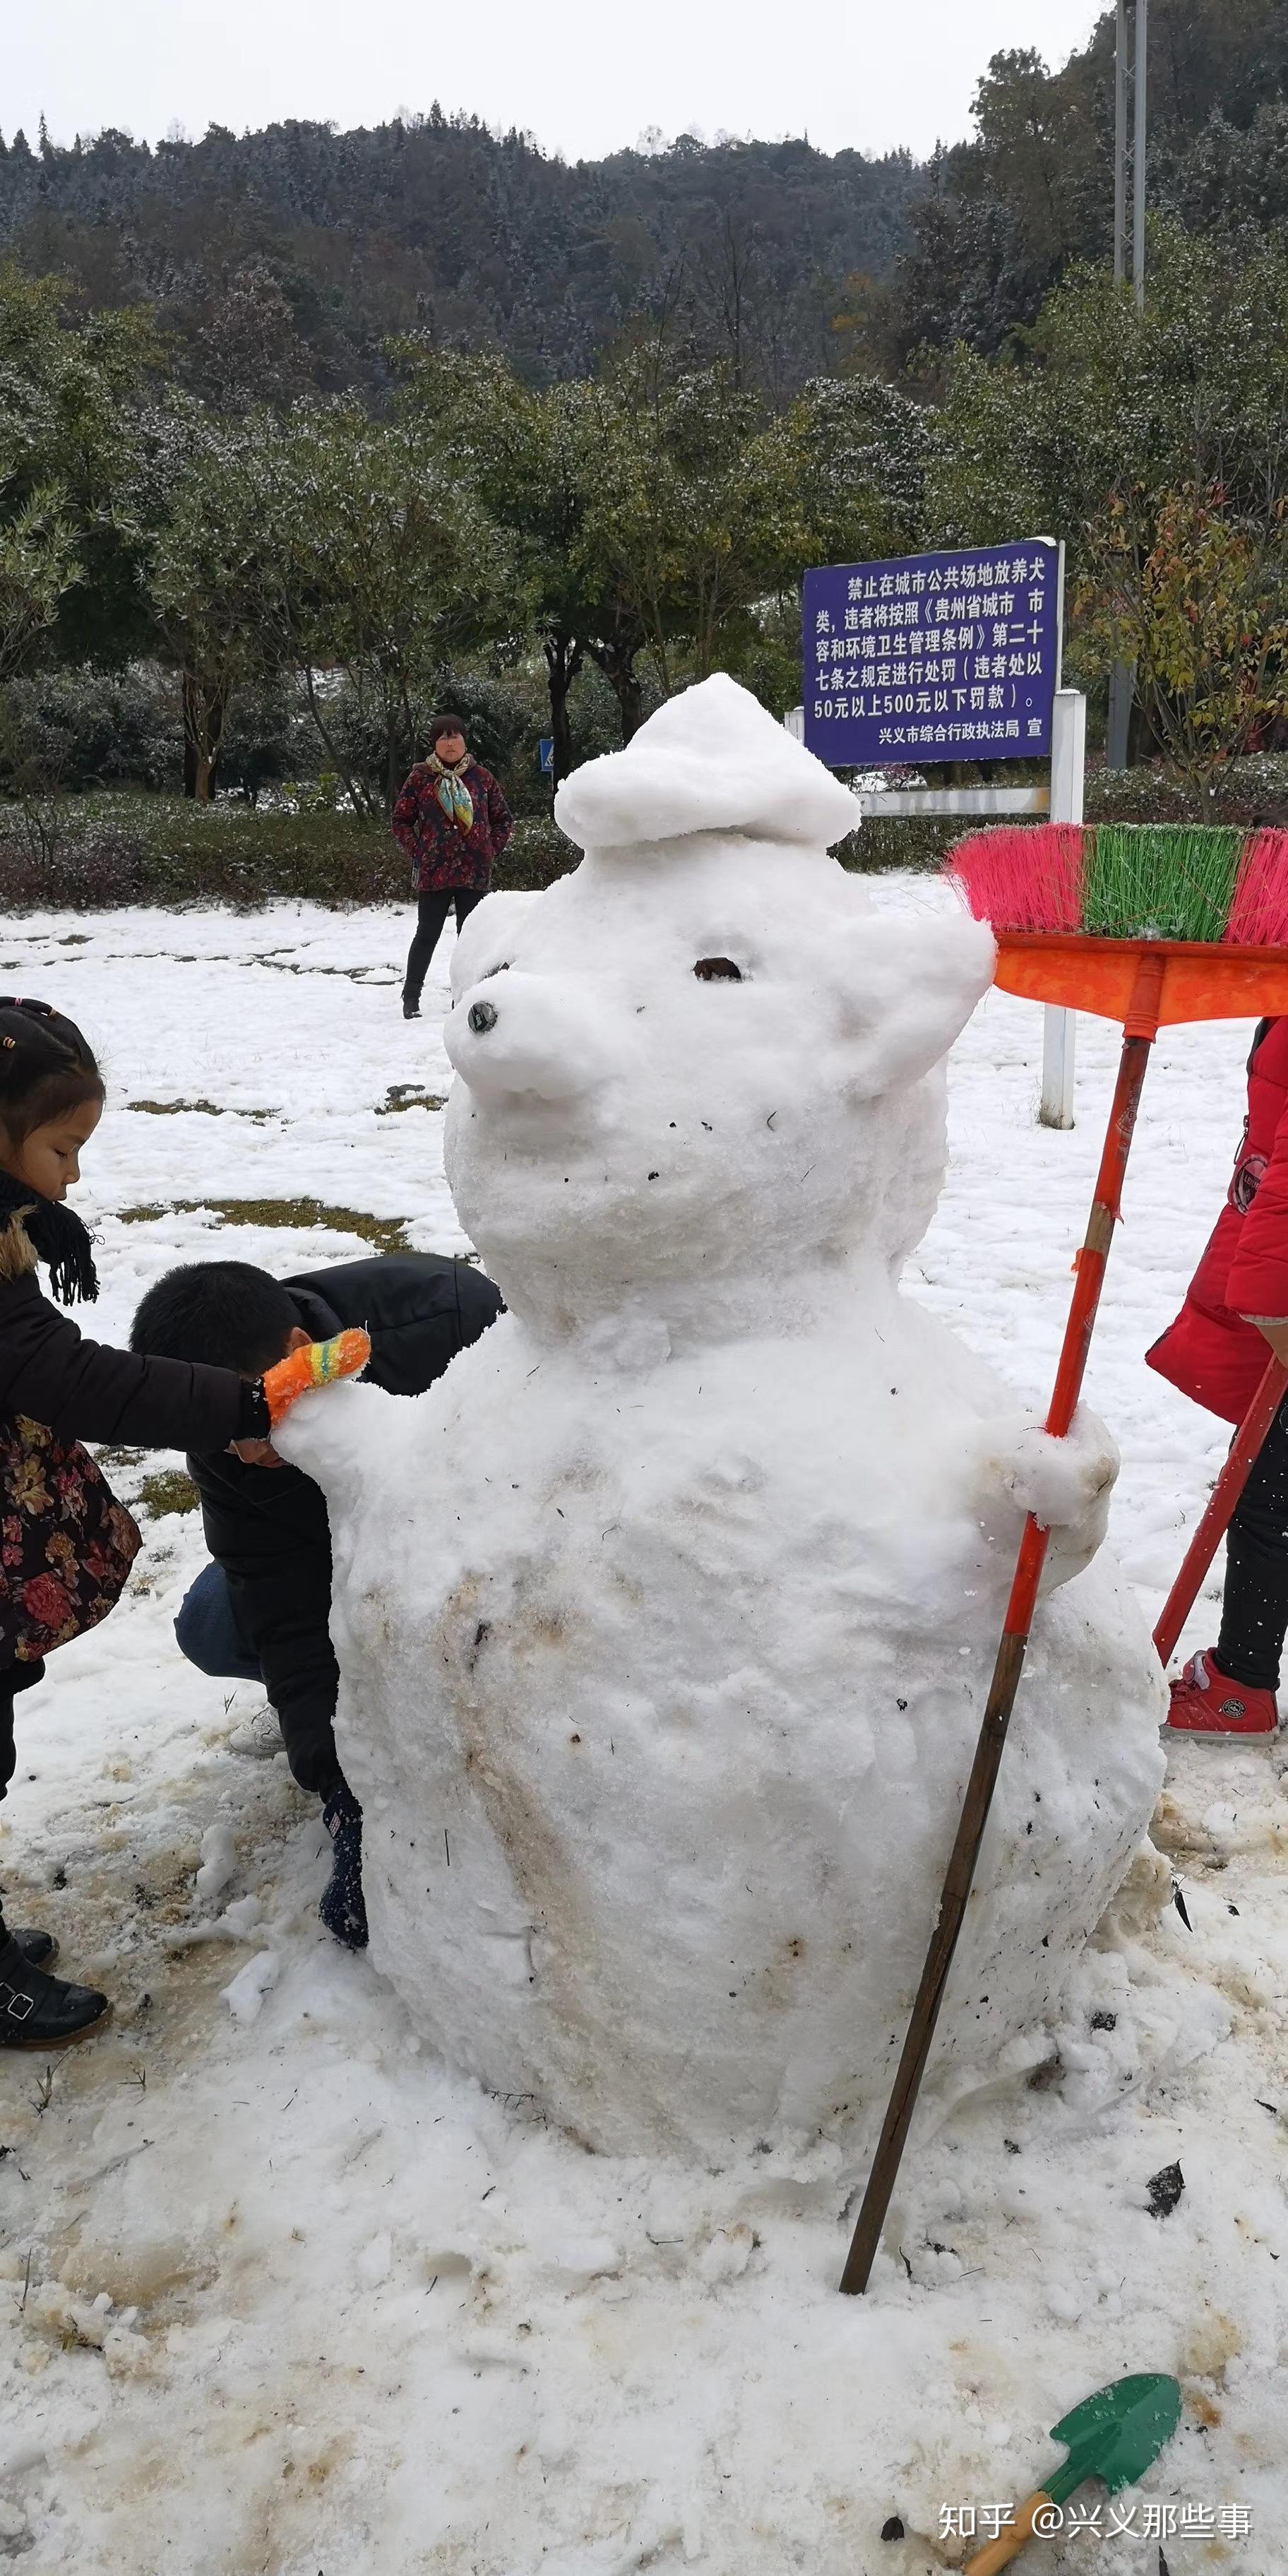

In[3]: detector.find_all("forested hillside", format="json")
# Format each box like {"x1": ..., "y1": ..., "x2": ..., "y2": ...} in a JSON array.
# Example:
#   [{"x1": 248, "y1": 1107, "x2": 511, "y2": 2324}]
[
  {"x1": 8, "y1": 0, "x2": 1288, "y2": 876},
  {"x1": 0, "y1": 117, "x2": 921, "y2": 404},
  {"x1": 4, "y1": 0, "x2": 1288, "y2": 403}
]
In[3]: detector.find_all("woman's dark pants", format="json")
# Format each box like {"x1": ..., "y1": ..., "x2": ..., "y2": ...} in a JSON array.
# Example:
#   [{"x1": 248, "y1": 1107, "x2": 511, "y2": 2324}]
[{"x1": 403, "y1": 889, "x2": 487, "y2": 1012}]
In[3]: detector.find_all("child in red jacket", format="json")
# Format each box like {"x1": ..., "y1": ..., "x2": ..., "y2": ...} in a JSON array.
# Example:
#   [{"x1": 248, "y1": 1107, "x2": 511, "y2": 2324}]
[{"x1": 1148, "y1": 1015, "x2": 1288, "y2": 1734}]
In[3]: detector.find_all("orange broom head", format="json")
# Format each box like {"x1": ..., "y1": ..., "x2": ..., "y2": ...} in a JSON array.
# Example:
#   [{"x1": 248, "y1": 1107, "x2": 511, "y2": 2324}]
[{"x1": 946, "y1": 822, "x2": 1288, "y2": 948}]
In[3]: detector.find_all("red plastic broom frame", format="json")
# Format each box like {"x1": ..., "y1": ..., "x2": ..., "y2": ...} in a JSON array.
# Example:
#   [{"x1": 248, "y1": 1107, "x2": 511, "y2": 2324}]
[
  {"x1": 840, "y1": 948, "x2": 1166, "y2": 2294},
  {"x1": 1152, "y1": 1354, "x2": 1288, "y2": 1670}
]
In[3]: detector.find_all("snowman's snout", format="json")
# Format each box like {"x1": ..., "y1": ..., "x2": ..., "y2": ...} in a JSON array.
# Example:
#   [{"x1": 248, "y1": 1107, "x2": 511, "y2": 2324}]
[{"x1": 446, "y1": 970, "x2": 621, "y2": 1106}]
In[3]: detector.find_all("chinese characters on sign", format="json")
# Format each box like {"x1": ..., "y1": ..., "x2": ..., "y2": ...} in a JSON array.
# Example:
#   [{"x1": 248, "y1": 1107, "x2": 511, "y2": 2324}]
[{"x1": 802, "y1": 539, "x2": 1061, "y2": 768}]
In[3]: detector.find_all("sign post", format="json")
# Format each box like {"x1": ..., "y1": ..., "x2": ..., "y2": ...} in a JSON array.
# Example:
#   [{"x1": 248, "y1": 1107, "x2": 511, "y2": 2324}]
[
  {"x1": 1039, "y1": 689, "x2": 1086, "y2": 1128},
  {"x1": 802, "y1": 537, "x2": 1085, "y2": 1123}
]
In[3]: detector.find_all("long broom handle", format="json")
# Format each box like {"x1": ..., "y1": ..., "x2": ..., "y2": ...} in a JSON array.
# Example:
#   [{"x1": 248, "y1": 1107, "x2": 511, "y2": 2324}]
[
  {"x1": 840, "y1": 953, "x2": 1165, "y2": 2296},
  {"x1": 1152, "y1": 1354, "x2": 1288, "y2": 1669}
]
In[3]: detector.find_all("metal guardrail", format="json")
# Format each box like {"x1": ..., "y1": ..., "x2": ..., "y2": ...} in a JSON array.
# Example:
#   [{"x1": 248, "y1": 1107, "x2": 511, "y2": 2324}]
[{"x1": 854, "y1": 785, "x2": 1049, "y2": 818}]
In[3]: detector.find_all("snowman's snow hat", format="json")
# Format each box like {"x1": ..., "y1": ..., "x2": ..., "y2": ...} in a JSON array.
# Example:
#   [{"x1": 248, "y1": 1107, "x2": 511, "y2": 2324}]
[{"x1": 554, "y1": 672, "x2": 860, "y2": 852}]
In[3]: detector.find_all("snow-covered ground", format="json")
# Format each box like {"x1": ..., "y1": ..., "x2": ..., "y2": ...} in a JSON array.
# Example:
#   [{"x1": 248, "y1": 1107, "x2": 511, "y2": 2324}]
[{"x1": 0, "y1": 890, "x2": 1282, "y2": 2575}]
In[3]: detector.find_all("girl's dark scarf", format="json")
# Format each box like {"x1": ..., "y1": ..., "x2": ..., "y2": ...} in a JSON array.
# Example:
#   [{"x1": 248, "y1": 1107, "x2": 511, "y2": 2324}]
[{"x1": 0, "y1": 1169, "x2": 99, "y2": 1306}]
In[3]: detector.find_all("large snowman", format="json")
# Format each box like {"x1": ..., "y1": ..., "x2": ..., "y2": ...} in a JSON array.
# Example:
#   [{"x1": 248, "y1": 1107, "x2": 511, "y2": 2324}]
[{"x1": 280, "y1": 677, "x2": 1165, "y2": 2161}]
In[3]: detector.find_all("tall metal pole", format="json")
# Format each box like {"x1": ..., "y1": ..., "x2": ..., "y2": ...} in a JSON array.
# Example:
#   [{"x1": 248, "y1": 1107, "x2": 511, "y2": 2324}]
[
  {"x1": 1133, "y1": 0, "x2": 1147, "y2": 305},
  {"x1": 1114, "y1": 0, "x2": 1128, "y2": 282},
  {"x1": 1107, "y1": 1, "x2": 1139, "y2": 770}
]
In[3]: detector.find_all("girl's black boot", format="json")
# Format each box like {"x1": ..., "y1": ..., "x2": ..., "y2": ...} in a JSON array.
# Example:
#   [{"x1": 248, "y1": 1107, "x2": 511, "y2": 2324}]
[{"x1": 0, "y1": 1930, "x2": 110, "y2": 2048}]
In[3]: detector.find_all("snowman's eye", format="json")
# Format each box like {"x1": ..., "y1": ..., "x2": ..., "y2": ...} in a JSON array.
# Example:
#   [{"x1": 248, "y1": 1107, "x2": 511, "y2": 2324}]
[
  {"x1": 479, "y1": 962, "x2": 510, "y2": 979},
  {"x1": 693, "y1": 958, "x2": 743, "y2": 982}
]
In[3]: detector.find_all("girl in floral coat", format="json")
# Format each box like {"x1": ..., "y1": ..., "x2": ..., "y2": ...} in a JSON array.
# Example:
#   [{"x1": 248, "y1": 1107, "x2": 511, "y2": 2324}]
[
  {"x1": 0, "y1": 1000, "x2": 363, "y2": 2048},
  {"x1": 393, "y1": 714, "x2": 513, "y2": 1017}
]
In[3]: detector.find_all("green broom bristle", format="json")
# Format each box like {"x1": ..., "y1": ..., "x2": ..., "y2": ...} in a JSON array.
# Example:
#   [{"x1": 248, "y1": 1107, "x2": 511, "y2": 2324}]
[{"x1": 1083, "y1": 824, "x2": 1246, "y2": 943}]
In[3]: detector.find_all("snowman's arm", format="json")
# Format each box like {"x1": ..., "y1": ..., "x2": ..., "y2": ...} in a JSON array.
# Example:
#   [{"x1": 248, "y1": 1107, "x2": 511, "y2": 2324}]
[
  {"x1": 273, "y1": 1376, "x2": 401, "y2": 1501},
  {"x1": 979, "y1": 1402, "x2": 1120, "y2": 1589},
  {"x1": 263, "y1": 1328, "x2": 371, "y2": 1424}
]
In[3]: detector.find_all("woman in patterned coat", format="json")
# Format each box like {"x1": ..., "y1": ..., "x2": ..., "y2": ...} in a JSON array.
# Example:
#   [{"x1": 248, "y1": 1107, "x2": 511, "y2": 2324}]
[{"x1": 392, "y1": 715, "x2": 513, "y2": 1018}]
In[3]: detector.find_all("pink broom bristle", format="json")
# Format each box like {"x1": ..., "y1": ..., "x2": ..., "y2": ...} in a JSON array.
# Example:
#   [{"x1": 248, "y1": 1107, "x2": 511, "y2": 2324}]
[
  {"x1": 945, "y1": 823, "x2": 1087, "y2": 934},
  {"x1": 1224, "y1": 829, "x2": 1288, "y2": 946}
]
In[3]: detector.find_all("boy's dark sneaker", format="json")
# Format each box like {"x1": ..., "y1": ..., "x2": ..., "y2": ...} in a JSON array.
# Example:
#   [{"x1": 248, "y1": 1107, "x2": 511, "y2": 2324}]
[
  {"x1": 1166, "y1": 1650, "x2": 1279, "y2": 1737},
  {"x1": 0, "y1": 1933, "x2": 110, "y2": 2049},
  {"x1": 402, "y1": 995, "x2": 421, "y2": 1020},
  {"x1": 11, "y1": 1928, "x2": 58, "y2": 1968},
  {"x1": 319, "y1": 1784, "x2": 368, "y2": 1950}
]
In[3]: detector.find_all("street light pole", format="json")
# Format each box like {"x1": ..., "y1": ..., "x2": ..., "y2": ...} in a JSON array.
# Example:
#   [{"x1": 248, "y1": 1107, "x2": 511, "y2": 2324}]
[
  {"x1": 1114, "y1": 0, "x2": 1128, "y2": 282},
  {"x1": 1107, "y1": 0, "x2": 1145, "y2": 768},
  {"x1": 1133, "y1": 0, "x2": 1147, "y2": 306}
]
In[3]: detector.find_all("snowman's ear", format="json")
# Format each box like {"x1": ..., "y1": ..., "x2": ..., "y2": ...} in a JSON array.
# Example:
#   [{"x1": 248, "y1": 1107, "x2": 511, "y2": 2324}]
[
  {"x1": 831, "y1": 912, "x2": 995, "y2": 1098},
  {"x1": 449, "y1": 891, "x2": 543, "y2": 1000}
]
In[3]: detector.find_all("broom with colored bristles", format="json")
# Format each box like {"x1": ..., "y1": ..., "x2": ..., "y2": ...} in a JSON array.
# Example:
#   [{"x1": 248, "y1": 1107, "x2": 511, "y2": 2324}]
[{"x1": 840, "y1": 822, "x2": 1288, "y2": 2296}]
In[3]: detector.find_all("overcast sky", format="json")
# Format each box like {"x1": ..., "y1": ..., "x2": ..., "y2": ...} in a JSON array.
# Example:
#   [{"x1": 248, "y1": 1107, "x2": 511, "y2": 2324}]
[{"x1": 8, "y1": 1, "x2": 1105, "y2": 164}]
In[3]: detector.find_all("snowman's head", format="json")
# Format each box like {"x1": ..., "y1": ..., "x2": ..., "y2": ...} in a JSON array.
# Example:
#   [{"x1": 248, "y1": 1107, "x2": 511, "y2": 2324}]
[{"x1": 443, "y1": 678, "x2": 994, "y2": 1341}]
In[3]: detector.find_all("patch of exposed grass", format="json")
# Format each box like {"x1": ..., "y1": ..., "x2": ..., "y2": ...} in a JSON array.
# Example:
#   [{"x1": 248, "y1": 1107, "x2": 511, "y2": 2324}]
[
  {"x1": 126, "y1": 1099, "x2": 276, "y2": 1120},
  {"x1": 129, "y1": 1098, "x2": 223, "y2": 1116},
  {"x1": 377, "y1": 1083, "x2": 447, "y2": 1115},
  {"x1": 117, "y1": 1195, "x2": 413, "y2": 1253},
  {"x1": 138, "y1": 1468, "x2": 201, "y2": 1519},
  {"x1": 252, "y1": 955, "x2": 399, "y2": 983}
]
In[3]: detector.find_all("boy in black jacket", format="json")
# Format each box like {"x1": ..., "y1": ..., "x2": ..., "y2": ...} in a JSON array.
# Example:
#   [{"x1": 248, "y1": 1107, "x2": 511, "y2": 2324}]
[{"x1": 131, "y1": 1251, "x2": 502, "y2": 1946}]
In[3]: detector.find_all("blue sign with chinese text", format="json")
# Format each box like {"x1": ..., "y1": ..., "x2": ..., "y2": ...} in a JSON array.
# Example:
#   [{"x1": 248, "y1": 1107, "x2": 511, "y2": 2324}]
[
  {"x1": 803, "y1": 539, "x2": 1061, "y2": 768},
  {"x1": 539, "y1": 736, "x2": 555, "y2": 775}
]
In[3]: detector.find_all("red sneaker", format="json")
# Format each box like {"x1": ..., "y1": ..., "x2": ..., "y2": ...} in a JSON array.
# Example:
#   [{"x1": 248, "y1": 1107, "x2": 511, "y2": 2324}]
[{"x1": 1165, "y1": 1650, "x2": 1279, "y2": 1737}]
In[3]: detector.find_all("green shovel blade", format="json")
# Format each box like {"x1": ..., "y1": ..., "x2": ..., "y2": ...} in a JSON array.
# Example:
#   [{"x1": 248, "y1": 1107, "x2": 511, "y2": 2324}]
[{"x1": 1045, "y1": 2373, "x2": 1182, "y2": 2508}]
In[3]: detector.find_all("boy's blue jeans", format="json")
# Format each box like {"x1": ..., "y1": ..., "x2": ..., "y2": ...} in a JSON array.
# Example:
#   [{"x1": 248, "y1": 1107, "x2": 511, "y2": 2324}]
[{"x1": 174, "y1": 1562, "x2": 263, "y2": 1686}]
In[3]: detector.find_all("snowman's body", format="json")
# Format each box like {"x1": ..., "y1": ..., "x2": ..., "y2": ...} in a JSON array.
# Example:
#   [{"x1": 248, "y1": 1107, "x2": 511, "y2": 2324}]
[{"x1": 282, "y1": 679, "x2": 1165, "y2": 2161}]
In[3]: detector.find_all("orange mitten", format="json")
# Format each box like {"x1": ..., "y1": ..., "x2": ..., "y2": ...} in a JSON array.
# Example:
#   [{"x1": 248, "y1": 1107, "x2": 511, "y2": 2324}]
[{"x1": 263, "y1": 1329, "x2": 371, "y2": 1427}]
